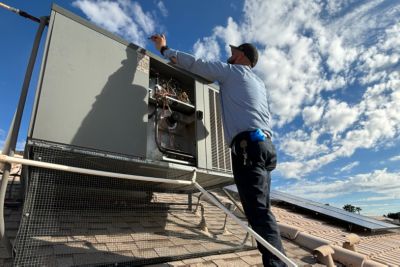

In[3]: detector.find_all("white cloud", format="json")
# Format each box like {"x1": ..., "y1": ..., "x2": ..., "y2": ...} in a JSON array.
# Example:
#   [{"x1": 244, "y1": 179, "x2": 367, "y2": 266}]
[
  {"x1": 278, "y1": 169, "x2": 400, "y2": 201},
  {"x1": 338, "y1": 161, "x2": 359, "y2": 173},
  {"x1": 302, "y1": 103, "x2": 324, "y2": 127},
  {"x1": 326, "y1": 36, "x2": 358, "y2": 73},
  {"x1": 389, "y1": 155, "x2": 400, "y2": 162},
  {"x1": 278, "y1": 56, "x2": 399, "y2": 179},
  {"x1": 362, "y1": 195, "x2": 396, "y2": 201},
  {"x1": 0, "y1": 129, "x2": 5, "y2": 151},
  {"x1": 213, "y1": 17, "x2": 242, "y2": 55},
  {"x1": 128, "y1": 2, "x2": 155, "y2": 35},
  {"x1": 279, "y1": 130, "x2": 329, "y2": 160},
  {"x1": 156, "y1": 1, "x2": 168, "y2": 17},
  {"x1": 321, "y1": 99, "x2": 359, "y2": 137},
  {"x1": 358, "y1": 22, "x2": 400, "y2": 85},
  {"x1": 193, "y1": 37, "x2": 221, "y2": 62},
  {"x1": 72, "y1": 0, "x2": 157, "y2": 47}
]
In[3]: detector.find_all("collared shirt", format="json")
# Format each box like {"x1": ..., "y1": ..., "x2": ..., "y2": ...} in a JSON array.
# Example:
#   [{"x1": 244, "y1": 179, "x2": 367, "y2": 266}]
[{"x1": 163, "y1": 48, "x2": 272, "y2": 144}]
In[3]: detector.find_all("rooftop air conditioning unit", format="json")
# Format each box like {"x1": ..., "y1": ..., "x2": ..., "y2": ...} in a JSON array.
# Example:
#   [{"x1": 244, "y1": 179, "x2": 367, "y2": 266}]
[{"x1": 27, "y1": 5, "x2": 233, "y2": 190}]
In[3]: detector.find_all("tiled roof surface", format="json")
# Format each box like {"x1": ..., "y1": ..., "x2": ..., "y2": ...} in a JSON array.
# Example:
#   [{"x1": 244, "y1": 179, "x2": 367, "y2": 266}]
[
  {"x1": 0, "y1": 163, "x2": 318, "y2": 266},
  {"x1": 272, "y1": 206, "x2": 400, "y2": 266},
  {"x1": 0, "y1": 161, "x2": 399, "y2": 266}
]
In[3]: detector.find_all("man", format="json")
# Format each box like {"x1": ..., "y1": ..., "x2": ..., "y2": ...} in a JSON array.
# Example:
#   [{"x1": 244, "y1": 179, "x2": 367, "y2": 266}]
[{"x1": 151, "y1": 34, "x2": 287, "y2": 267}]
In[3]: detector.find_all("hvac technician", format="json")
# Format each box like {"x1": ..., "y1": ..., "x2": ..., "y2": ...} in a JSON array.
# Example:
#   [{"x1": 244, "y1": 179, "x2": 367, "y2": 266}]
[{"x1": 151, "y1": 34, "x2": 287, "y2": 267}]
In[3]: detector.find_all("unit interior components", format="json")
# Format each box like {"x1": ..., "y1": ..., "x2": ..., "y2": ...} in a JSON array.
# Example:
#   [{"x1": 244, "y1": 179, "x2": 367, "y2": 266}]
[
  {"x1": 149, "y1": 58, "x2": 195, "y2": 107},
  {"x1": 147, "y1": 58, "x2": 197, "y2": 163},
  {"x1": 147, "y1": 106, "x2": 196, "y2": 164}
]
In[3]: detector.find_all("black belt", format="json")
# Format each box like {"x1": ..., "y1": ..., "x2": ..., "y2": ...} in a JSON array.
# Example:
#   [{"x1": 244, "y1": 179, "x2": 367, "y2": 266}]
[{"x1": 230, "y1": 130, "x2": 271, "y2": 148}]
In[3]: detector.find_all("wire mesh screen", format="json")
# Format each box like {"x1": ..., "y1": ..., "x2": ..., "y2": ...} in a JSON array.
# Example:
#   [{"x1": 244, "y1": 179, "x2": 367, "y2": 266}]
[{"x1": 13, "y1": 145, "x2": 253, "y2": 266}]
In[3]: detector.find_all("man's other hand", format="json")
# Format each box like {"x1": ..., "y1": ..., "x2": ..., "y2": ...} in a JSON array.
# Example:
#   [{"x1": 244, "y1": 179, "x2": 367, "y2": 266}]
[{"x1": 150, "y1": 34, "x2": 167, "y2": 52}]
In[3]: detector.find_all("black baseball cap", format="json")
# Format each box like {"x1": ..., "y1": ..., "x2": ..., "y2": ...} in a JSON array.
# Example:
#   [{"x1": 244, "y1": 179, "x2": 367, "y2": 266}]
[{"x1": 230, "y1": 43, "x2": 258, "y2": 67}]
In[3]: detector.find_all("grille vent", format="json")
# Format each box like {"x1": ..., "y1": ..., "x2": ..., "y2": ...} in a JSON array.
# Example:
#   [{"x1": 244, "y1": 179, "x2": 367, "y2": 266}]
[{"x1": 208, "y1": 89, "x2": 232, "y2": 172}]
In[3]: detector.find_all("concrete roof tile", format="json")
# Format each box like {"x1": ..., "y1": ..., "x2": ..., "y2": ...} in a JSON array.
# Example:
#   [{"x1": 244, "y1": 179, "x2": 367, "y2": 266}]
[
  {"x1": 154, "y1": 245, "x2": 190, "y2": 257},
  {"x1": 211, "y1": 257, "x2": 250, "y2": 266}
]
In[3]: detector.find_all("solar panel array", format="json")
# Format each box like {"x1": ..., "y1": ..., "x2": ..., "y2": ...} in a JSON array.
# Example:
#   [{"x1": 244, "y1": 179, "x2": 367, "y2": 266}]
[{"x1": 271, "y1": 190, "x2": 399, "y2": 231}]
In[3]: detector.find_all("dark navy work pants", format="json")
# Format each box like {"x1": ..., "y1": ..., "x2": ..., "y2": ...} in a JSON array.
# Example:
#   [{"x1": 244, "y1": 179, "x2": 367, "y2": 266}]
[{"x1": 231, "y1": 133, "x2": 287, "y2": 267}]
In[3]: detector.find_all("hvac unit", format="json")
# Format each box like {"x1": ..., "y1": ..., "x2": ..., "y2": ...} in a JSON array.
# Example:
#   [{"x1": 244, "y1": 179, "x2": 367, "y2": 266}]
[{"x1": 27, "y1": 5, "x2": 233, "y2": 189}]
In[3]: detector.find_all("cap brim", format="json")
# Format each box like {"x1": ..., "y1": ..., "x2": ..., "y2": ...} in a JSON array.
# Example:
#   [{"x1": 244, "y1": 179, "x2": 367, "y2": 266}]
[{"x1": 229, "y1": 44, "x2": 240, "y2": 50}]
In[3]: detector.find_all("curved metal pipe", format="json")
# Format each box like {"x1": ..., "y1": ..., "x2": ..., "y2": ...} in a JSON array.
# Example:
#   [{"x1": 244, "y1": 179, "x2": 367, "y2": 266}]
[{"x1": 0, "y1": 16, "x2": 48, "y2": 256}]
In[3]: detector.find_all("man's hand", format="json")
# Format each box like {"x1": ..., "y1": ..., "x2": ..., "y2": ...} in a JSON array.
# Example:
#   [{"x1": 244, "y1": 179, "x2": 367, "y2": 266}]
[{"x1": 150, "y1": 34, "x2": 167, "y2": 52}]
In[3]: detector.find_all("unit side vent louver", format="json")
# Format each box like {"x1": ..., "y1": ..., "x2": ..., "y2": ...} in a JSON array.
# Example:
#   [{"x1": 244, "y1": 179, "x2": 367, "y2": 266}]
[{"x1": 209, "y1": 89, "x2": 232, "y2": 173}]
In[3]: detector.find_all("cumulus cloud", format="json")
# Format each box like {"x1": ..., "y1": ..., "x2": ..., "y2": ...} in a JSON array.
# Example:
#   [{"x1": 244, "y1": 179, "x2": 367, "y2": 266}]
[
  {"x1": 193, "y1": 37, "x2": 221, "y2": 61},
  {"x1": 278, "y1": 72, "x2": 400, "y2": 179},
  {"x1": 321, "y1": 99, "x2": 359, "y2": 137},
  {"x1": 278, "y1": 168, "x2": 400, "y2": 201},
  {"x1": 278, "y1": 130, "x2": 329, "y2": 160},
  {"x1": 325, "y1": 36, "x2": 358, "y2": 73},
  {"x1": 156, "y1": 1, "x2": 168, "y2": 17},
  {"x1": 72, "y1": 0, "x2": 157, "y2": 47},
  {"x1": 302, "y1": 103, "x2": 324, "y2": 127},
  {"x1": 358, "y1": 23, "x2": 400, "y2": 85},
  {"x1": 389, "y1": 155, "x2": 400, "y2": 162}
]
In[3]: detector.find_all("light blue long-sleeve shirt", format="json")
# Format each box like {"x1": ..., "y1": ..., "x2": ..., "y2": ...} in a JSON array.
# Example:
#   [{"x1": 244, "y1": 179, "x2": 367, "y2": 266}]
[{"x1": 163, "y1": 48, "x2": 272, "y2": 145}]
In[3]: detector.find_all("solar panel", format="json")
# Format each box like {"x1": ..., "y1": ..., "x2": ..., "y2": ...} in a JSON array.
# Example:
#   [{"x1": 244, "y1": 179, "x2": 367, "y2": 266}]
[{"x1": 271, "y1": 190, "x2": 399, "y2": 231}]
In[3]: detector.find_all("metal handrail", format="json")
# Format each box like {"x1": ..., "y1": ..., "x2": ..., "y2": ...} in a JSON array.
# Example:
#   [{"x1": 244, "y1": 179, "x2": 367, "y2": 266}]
[{"x1": 194, "y1": 182, "x2": 297, "y2": 267}]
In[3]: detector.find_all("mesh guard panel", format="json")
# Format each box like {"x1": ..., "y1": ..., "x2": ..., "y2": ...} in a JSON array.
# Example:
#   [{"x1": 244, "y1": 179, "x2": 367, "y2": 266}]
[{"x1": 13, "y1": 145, "x2": 253, "y2": 266}]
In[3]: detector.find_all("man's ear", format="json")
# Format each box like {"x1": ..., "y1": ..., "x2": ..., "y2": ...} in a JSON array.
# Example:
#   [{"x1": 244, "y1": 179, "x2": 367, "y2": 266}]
[{"x1": 238, "y1": 51, "x2": 246, "y2": 60}]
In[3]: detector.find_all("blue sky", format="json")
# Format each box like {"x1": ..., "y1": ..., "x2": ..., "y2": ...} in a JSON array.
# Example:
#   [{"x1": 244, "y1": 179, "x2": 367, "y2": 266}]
[{"x1": 1, "y1": 0, "x2": 399, "y2": 216}]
